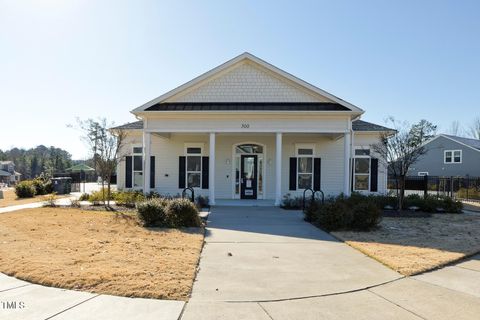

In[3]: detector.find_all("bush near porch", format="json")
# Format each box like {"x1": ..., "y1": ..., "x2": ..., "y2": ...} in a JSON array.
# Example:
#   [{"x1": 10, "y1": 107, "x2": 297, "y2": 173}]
[
  {"x1": 137, "y1": 198, "x2": 202, "y2": 228},
  {"x1": 303, "y1": 193, "x2": 463, "y2": 232}
]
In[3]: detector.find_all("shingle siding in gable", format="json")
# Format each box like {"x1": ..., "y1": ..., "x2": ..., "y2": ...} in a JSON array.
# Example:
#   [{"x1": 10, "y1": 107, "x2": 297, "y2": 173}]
[
  {"x1": 167, "y1": 63, "x2": 332, "y2": 103},
  {"x1": 408, "y1": 136, "x2": 480, "y2": 177}
]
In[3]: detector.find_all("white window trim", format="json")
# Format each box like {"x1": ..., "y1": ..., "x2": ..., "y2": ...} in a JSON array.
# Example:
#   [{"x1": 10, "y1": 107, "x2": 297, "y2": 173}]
[
  {"x1": 132, "y1": 145, "x2": 143, "y2": 189},
  {"x1": 353, "y1": 147, "x2": 371, "y2": 192},
  {"x1": 185, "y1": 143, "x2": 204, "y2": 189},
  {"x1": 444, "y1": 150, "x2": 462, "y2": 164},
  {"x1": 295, "y1": 144, "x2": 315, "y2": 190}
]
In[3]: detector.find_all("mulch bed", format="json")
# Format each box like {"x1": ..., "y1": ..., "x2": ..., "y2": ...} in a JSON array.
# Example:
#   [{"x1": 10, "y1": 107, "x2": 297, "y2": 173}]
[{"x1": 382, "y1": 210, "x2": 432, "y2": 218}]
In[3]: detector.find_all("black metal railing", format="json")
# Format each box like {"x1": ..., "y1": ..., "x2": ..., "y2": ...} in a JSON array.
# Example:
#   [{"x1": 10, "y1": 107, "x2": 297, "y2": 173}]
[
  {"x1": 182, "y1": 187, "x2": 195, "y2": 203},
  {"x1": 302, "y1": 188, "x2": 325, "y2": 212}
]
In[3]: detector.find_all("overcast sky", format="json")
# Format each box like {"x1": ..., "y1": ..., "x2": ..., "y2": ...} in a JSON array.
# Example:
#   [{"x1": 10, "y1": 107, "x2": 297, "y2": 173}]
[{"x1": 1, "y1": 0, "x2": 479, "y2": 159}]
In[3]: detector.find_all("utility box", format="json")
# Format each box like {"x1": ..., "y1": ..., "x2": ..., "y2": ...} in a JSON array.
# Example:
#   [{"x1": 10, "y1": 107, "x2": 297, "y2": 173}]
[{"x1": 51, "y1": 177, "x2": 72, "y2": 195}]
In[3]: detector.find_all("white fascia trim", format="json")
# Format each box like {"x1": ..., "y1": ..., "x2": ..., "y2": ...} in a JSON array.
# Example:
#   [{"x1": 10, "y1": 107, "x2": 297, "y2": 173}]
[{"x1": 131, "y1": 52, "x2": 365, "y2": 114}]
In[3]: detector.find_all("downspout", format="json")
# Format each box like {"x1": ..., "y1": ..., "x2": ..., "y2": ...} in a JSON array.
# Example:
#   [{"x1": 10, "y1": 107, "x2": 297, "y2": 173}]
[{"x1": 349, "y1": 115, "x2": 360, "y2": 193}]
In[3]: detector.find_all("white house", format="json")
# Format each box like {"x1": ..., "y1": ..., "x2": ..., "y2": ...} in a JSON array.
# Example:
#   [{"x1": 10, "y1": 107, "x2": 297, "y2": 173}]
[{"x1": 115, "y1": 53, "x2": 392, "y2": 205}]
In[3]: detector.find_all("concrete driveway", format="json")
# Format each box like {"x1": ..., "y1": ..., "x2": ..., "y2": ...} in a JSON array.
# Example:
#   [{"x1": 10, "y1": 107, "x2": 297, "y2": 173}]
[{"x1": 181, "y1": 206, "x2": 480, "y2": 320}]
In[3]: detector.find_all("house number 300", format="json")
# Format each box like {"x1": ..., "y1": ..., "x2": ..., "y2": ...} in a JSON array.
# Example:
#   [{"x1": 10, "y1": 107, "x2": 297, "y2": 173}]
[{"x1": 241, "y1": 123, "x2": 250, "y2": 128}]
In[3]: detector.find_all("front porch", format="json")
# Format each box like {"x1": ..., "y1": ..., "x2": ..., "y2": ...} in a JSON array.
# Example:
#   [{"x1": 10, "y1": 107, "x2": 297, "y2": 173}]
[{"x1": 135, "y1": 131, "x2": 353, "y2": 206}]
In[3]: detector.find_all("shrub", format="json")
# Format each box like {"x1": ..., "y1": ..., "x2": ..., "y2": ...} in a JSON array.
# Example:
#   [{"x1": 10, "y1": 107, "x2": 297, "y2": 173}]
[
  {"x1": 137, "y1": 198, "x2": 168, "y2": 227},
  {"x1": 89, "y1": 188, "x2": 116, "y2": 204},
  {"x1": 164, "y1": 198, "x2": 202, "y2": 228},
  {"x1": 280, "y1": 193, "x2": 303, "y2": 210},
  {"x1": 146, "y1": 191, "x2": 161, "y2": 199},
  {"x1": 304, "y1": 199, "x2": 322, "y2": 222},
  {"x1": 79, "y1": 193, "x2": 90, "y2": 201},
  {"x1": 15, "y1": 181, "x2": 36, "y2": 198},
  {"x1": 195, "y1": 195, "x2": 209, "y2": 209},
  {"x1": 441, "y1": 196, "x2": 463, "y2": 213},
  {"x1": 43, "y1": 192, "x2": 57, "y2": 207},
  {"x1": 32, "y1": 179, "x2": 47, "y2": 195},
  {"x1": 351, "y1": 201, "x2": 382, "y2": 230},
  {"x1": 115, "y1": 190, "x2": 145, "y2": 208},
  {"x1": 404, "y1": 194, "x2": 424, "y2": 209},
  {"x1": 314, "y1": 201, "x2": 353, "y2": 231}
]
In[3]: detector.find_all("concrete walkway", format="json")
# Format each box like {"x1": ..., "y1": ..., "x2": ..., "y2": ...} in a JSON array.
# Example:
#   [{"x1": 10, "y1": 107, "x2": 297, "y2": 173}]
[
  {"x1": 181, "y1": 206, "x2": 480, "y2": 320},
  {"x1": 0, "y1": 273, "x2": 184, "y2": 320}
]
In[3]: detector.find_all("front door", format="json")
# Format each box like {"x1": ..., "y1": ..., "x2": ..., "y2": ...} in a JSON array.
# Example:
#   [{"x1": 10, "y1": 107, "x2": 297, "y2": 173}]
[{"x1": 240, "y1": 155, "x2": 257, "y2": 199}]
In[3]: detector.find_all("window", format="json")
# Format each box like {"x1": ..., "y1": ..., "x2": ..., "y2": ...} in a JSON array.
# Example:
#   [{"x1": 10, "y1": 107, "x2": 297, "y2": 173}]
[
  {"x1": 444, "y1": 150, "x2": 462, "y2": 164},
  {"x1": 418, "y1": 172, "x2": 429, "y2": 176},
  {"x1": 185, "y1": 145, "x2": 202, "y2": 188},
  {"x1": 132, "y1": 146, "x2": 143, "y2": 188},
  {"x1": 354, "y1": 147, "x2": 371, "y2": 191},
  {"x1": 296, "y1": 145, "x2": 314, "y2": 189}
]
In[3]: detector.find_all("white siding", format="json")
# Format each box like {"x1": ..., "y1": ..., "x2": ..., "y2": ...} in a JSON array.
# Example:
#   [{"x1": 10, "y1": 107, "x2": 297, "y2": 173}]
[
  {"x1": 353, "y1": 132, "x2": 388, "y2": 194},
  {"x1": 166, "y1": 62, "x2": 333, "y2": 103},
  {"x1": 117, "y1": 132, "x2": 349, "y2": 199}
]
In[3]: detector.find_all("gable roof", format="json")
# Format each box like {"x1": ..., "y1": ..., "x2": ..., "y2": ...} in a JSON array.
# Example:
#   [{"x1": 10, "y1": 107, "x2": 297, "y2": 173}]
[
  {"x1": 441, "y1": 135, "x2": 480, "y2": 151},
  {"x1": 422, "y1": 134, "x2": 480, "y2": 153},
  {"x1": 132, "y1": 52, "x2": 364, "y2": 114},
  {"x1": 352, "y1": 120, "x2": 394, "y2": 132},
  {"x1": 112, "y1": 121, "x2": 143, "y2": 130}
]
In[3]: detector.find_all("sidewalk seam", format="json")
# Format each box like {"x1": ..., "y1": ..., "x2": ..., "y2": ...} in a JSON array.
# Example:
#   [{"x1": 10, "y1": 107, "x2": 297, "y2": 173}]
[
  {"x1": 257, "y1": 302, "x2": 274, "y2": 320},
  {"x1": 367, "y1": 289, "x2": 427, "y2": 320},
  {"x1": 0, "y1": 283, "x2": 31, "y2": 292},
  {"x1": 44, "y1": 294, "x2": 101, "y2": 320}
]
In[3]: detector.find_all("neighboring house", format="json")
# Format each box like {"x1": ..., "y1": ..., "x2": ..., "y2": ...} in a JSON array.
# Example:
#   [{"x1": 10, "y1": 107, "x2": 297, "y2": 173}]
[
  {"x1": 408, "y1": 134, "x2": 480, "y2": 177},
  {"x1": 115, "y1": 53, "x2": 393, "y2": 205},
  {"x1": 0, "y1": 161, "x2": 21, "y2": 186}
]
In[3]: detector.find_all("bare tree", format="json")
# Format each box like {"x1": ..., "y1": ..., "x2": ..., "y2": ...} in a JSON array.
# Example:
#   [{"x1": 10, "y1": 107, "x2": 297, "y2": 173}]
[
  {"x1": 447, "y1": 120, "x2": 463, "y2": 136},
  {"x1": 469, "y1": 117, "x2": 480, "y2": 139},
  {"x1": 371, "y1": 118, "x2": 436, "y2": 210},
  {"x1": 73, "y1": 118, "x2": 126, "y2": 207}
]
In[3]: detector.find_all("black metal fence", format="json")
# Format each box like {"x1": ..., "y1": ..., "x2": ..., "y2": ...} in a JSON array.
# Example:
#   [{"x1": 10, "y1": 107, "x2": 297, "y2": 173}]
[{"x1": 388, "y1": 176, "x2": 480, "y2": 201}]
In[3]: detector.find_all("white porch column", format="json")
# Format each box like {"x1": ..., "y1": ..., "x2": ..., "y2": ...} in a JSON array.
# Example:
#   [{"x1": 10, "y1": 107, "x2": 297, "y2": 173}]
[
  {"x1": 209, "y1": 132, "x2": 216, "y2": 206},
  {"x1": 143, "y1": 131, "x2": 151, "y2": 193},
  {"x1": 275, "y1": 132, "x2": 283, "y2": 206},
  {"x1": 343, "y1": 132, "x2": 351, "y2": 196}
]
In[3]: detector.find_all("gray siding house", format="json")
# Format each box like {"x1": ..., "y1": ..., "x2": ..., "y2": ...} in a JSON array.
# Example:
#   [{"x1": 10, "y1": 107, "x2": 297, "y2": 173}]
[{"x1": 408, "y1": 135, "x2": 480, "y2": 177}]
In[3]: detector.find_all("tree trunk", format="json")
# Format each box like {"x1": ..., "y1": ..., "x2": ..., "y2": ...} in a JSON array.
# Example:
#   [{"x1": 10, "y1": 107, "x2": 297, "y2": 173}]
[
  {"x1": 398, "y1": 175, "x2": 406, "y2": 211},
  {"x1": 106, "y1": 176, "x2": 111, "y2": 208}
]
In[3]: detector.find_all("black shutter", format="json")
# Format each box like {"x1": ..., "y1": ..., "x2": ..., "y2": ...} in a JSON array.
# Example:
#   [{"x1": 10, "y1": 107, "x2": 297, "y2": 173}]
[
  {"x1": 314, "y1": 158, "x2": 321, "y2": 191},
  {"x1": 370, "y1": 158, "x2": 378, "y2": 192},
  {"x1": 179, "y1": 156, "x2": 186, "y2": 189},
  {"x1": 202, "y1": 156, "x2": 209, "y2": 189},
  {"x1": 125, "y1": 156, "x2": 132, "y2": 188},
  {"x1": 289, "y1": 157, "x2": 297, "y2": 190},
  {"x1": 150, "y1": 156, "x2": 155, "y2": 189}
]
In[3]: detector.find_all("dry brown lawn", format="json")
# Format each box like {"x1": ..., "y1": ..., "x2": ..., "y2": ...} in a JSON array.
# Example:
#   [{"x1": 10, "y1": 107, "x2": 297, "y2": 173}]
[
  {"x1": 333, "y1": 214, "x2": 480, "y2": 275},
  {"x1": 0, "y1": 207, "x2": 204, "y2": 300},
  {"x1": 0, "y1": 189, "x2": 66, "y2": 208}
]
